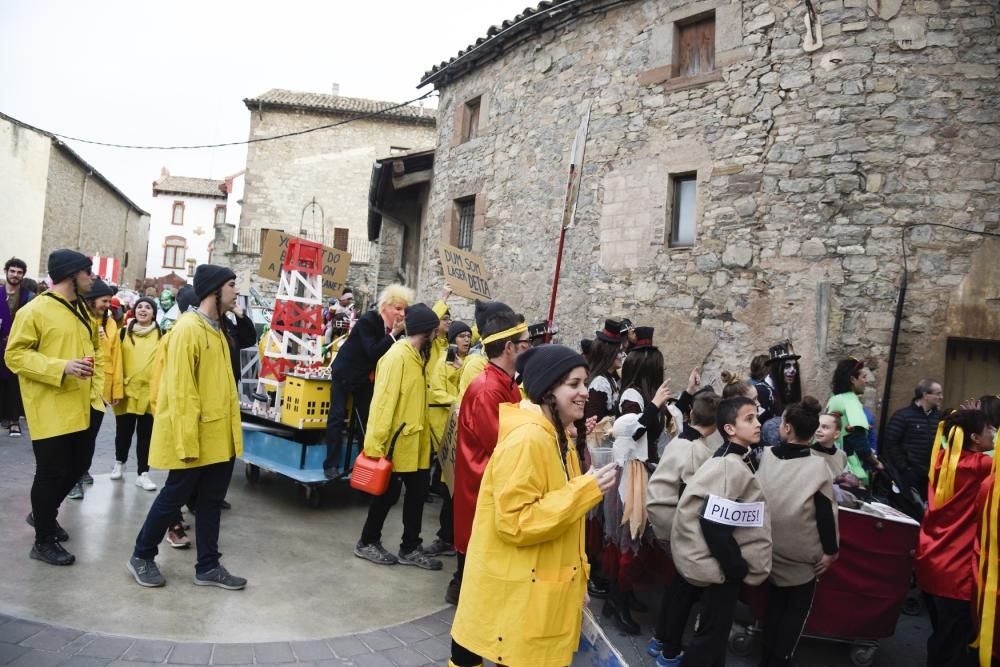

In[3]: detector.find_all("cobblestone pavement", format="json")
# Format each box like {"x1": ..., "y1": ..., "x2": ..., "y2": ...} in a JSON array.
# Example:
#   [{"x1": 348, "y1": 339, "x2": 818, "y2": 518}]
[{"x1": 0, "y1": 416, "x2": 930, "y2": 666}]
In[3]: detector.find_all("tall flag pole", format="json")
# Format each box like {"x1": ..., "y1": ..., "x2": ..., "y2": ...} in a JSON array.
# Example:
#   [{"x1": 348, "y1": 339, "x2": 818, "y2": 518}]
[{"x1": 546, "y1": 102, "x2": 591, "y2": 342}]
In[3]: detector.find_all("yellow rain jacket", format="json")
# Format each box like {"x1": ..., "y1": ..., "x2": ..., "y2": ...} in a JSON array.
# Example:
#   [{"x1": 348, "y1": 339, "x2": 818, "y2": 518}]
[
  {"x1": 458, "y1": 350, "x2": 487, "y2": 400},
  {"x1": 93, "y1": 313, "x2": 123, "y2": 406},
  {"x1": 428, "y1": 354, "x2": 463, "y2": 449},
  {"x1": 363, "y1": 338, "x2": 431, "y2": 473},
  {"x1": 113, "y1": 325, "x2": 162, "y2": 416},
  {"x1": 451, "y1": 402, "x2": 604, "y2": 667},
  {"x1": 4, "y1": 292, "x2": 103, "y2": 440},
  {"x1": 148, "y1": 312, "x2": 242, "y2": 469},
  {"x1": 426, "y1": 300, "x2": 450, "y2": 376}
]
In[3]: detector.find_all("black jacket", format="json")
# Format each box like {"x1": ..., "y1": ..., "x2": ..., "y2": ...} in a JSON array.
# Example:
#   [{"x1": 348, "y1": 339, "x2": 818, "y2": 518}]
[
  {"x1": 225, "y1": 312, "x2": 258, "y2": 386},
  {"x1": 330, "y1": 310, "x2": 395, "y2": 389},
  {"x1": 882, "y1": 401, "x2": 943, "y2": 479}
]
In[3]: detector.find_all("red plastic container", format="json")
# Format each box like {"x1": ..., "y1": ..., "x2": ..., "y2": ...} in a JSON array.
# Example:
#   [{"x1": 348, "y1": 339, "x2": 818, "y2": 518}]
[{"x1": 350, "y1": 453, "x2": 393, "y2": 496}]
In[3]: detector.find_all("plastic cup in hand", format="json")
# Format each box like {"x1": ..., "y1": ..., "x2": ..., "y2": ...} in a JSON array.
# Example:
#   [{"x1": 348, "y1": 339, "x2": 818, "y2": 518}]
[{"x1": 590, "y1": 447, "x2": 615, "y2": 470}]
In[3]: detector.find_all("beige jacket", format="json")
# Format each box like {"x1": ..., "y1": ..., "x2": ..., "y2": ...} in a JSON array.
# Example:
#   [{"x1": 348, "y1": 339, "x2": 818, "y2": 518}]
[
  {"x1": 647, "y1": 431, "x2": 719, "y2": 541},
  {"x1": 670, "y1": 448, "x2": 772, "y2": 586},
  {"x1": 812, "y1": 445, "x2": 849, "y2": 479},
  {"x1": 757, "y1": 448, "x2": 838, "y2": 587}
]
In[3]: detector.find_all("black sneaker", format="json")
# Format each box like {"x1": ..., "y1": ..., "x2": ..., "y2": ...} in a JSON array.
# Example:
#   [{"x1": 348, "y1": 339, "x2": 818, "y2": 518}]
[
  {"x1": 67, "y1": 483, "x2": 84, "y2": 500},
  {"x1": 30, "y1": 540, "x2": 75, "y2": 566},
  {"x1": 398, "y1": 548, "x2": 443, "y2": 571},
  {"x1": 220, "y1": 499, "x2": 232, "y2": 510},
  {"x1": 353, "y1": 541, "x2": 398, "y2": 565},
  {"x1": 127, "y1": 556, "x2": 166, "y2": 587},
  {"x1": 445, "y1": 579, "x2": 461, "y2": 605},
  {"x1": 26, "y1": 513, "x2": 69, "y2": 542},
  {"x1": 423, "y1": 539, "x2": 457, "y2": 557},
  {"x1": 81, "y1": 472, "x2": 94, "y2": 485},
  {"x1": 194, "y1": 565, "x2": 246, "y2": 590}
]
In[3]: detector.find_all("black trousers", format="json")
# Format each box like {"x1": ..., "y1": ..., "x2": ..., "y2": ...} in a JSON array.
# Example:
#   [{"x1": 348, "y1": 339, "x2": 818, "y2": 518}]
[
  {"x1": 115, "y1": 413, "x2": 154, "y2": 473},
  {"x1": 683, "y1": 579, "x2": 742, "y2": 667},
  {"x1": 430, "y1": 459, "x2": 454, "y2": 544},
  {"x1": 133, "y1": 458, "x2": 235, "y2": 575},
  {"x1": 360, "y1": 468, "x2": 430, "y2": 553},
  {"x1": 655, "y1": 573, "x2": 703, "y2": 658},
  {"x1": 760, "y1": 579, "x2": 817, "y2": 667},
  {"x1": 30, "y1": 425, "x2": 95, "y2": 542},
  {"x1": 924, "y1": 593, "x2": 976, "y2": 667},
  {"x1": 0, "y1": 373, "x2": 23, "y2": 422},
  {"x1": 323, "y1": 378, "x2": 373, "y2": 470},
  {"x1": 80, "y1": 407, "x2": 105, "y2": 478},
  {"x1": 450, "y1": 639, "x2": 481, "y2": 667}
]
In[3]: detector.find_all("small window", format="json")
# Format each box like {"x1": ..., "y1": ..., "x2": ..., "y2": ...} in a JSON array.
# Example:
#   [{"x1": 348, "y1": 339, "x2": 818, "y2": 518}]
[
  {"x1": 333, "y1": 228, "x2": 349, "y2": 251},
  {"x1": 214, "y1": 205, "x2": 226, "y2": 226},
  {"x1": 456, "y1": 198, "x2": 475, "y2": 250},
  {"x1": 676, "y1": 14, "x2": 715, "y2": 78},
  {"x1": 462, "y1": 97, "x2": 481, "y2": 142},
  {"x1": 671, "y1": 175, "x2": 697, "y2": 247},
  {"x1": 171, "y1": 201, "x2": 185, "y2": 225},
  {"x1": 163, "y1": 236, "x2": 186, "y2": 269}
]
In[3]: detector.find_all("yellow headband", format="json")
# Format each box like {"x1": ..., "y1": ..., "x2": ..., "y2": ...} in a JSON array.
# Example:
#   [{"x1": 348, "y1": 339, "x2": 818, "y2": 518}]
[{"x1": 481, "y1": 322, "x2": 528, "y2": 346}]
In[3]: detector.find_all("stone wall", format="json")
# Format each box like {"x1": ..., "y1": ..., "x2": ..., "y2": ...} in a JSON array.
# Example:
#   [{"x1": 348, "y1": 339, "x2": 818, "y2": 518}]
[
  {"x1": 41, "y1": 145, "x2": 150, "y2": 287},
  {"x1": 419, "y1": 0, "x2": 999, "y2": 414},
  {"x1": 239, "y1": 108, "x2": 436, "y2": 245},
  {"x1": 0, "y1": 118, "x2": 50, "y2": 278}
]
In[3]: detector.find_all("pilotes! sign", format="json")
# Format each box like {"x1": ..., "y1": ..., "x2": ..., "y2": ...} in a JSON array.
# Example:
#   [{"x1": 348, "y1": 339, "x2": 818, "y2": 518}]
[
  {"x1": 437, "y1": 243, "x2": 492, "y2": 301},
  {"x1": 258, "y1": 231, "x2": 351, "y2": 298}
]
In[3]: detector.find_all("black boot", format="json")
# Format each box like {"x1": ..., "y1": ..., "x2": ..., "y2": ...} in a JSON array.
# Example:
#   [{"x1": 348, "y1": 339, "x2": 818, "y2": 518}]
[
  {"x1": 628, "y1": 591, "x2": 649, "y2": 613},
  {"x1": 30, "y1": 540, "x2": 75, "y2": 566},
  {"x1": 602, "y1": 594, "x2": 640, "y2": 635},
  {"x1": 588, "y1": 576, "x2": 610, "y2": 599}
]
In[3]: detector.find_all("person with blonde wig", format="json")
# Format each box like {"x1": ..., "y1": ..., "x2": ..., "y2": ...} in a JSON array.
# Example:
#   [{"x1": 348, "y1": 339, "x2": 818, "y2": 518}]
[{"x1": 323, "y1": 283, "x2": 413, "y2": 478}]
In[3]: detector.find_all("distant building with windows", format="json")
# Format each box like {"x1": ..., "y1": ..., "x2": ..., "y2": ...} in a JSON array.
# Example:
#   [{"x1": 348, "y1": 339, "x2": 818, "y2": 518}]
[{"x1": 147, "y1": 168, "x2": 230, "y2": 280}]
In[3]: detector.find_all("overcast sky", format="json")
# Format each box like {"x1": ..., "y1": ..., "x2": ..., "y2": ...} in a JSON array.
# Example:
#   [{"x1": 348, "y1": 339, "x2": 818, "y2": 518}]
[{"x1": 0, "y1": 0, "x2": 530, "y2": 212}]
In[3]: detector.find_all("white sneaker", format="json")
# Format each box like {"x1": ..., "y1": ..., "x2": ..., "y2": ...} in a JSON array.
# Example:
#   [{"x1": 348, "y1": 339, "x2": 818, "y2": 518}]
[
  {"x1": 136, "y1": 473, "x2": 157, "y2": 491},
  {"x1": 110, "y1": 462, "x2": 124, "y2": 480}
]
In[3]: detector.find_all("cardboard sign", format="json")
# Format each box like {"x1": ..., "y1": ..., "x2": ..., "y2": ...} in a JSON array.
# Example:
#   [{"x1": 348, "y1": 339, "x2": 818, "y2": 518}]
[
  {"x1": 258, "y1": 230, "x2": 351, "y2": 298},
  {"x1": 702, "y1": 495, "x2": 765, "y2": 527},
  {"x1": 437, "y1": 243, "x2": 492, "y2": 301}
]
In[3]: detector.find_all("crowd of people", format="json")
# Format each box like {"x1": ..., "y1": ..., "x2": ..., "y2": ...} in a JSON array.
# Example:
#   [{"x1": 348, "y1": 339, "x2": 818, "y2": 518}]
[{"x1": 3, "y1": 250, "x2": 1000, "y2": 666}]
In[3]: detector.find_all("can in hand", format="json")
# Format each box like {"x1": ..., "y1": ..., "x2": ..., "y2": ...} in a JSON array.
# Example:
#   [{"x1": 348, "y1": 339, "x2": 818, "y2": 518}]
[{"x1": 83, "y1": 356, "x2": 94, "y2": 376}]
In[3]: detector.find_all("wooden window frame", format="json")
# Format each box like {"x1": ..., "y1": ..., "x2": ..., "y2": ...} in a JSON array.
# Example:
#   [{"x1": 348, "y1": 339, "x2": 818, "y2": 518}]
[
  {"x1": 214, "y1": 205, "x2": 227, "y2": 226},
  {"x1": 673, "y1": 13, "x2": 716, "y2": 79},
  {"x1": 163, "y1": 235, "x2": 186, "y2": 269},
  {"x1": 669, "y1": 173, "x2": 698, "y2": 248},
  {"x1": 171, "y1": 201, "x2": 185, "y2": 226}
]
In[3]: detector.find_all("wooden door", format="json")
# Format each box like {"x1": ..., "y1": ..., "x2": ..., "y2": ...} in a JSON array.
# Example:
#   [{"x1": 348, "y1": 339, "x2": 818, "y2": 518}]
[{"x1": 944, "y1": 338, "x2": 1000, "y2": 408}]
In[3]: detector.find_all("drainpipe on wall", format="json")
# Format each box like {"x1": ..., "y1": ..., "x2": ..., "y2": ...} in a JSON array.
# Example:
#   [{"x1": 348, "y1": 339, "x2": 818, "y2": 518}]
[
  {"x1": 76, "y1": 170, "x2": 92, "y2": 250},
  {"x1": 122, "y1": 207, "x2": 130, "y2": 286},
  {"x1": 877, "y1": 268, "x2": 908, "y2": 450}
]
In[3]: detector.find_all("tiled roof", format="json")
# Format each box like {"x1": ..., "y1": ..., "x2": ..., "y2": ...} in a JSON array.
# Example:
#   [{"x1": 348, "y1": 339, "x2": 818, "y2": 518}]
[
  {"x1": 153, "y1": 175, "x2": 227, "y2": 198},
  {"x1": 421, "y1": 0, "x2": 602, "y2": 87},
  {"x1": 244, "y1": 89, "x2": 436, "y2": 125}
]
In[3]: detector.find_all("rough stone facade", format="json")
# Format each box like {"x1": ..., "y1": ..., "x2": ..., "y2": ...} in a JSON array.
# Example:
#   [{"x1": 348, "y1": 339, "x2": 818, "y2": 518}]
[{"x1": 418, "y1": 0, "x2": 999, "y2": 414}]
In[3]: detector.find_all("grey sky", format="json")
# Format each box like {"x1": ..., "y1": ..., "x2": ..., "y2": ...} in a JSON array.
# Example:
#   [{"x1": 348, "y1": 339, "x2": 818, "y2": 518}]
[{"x1": 0, "y1": 0, "x2": 530, "y2": 212}]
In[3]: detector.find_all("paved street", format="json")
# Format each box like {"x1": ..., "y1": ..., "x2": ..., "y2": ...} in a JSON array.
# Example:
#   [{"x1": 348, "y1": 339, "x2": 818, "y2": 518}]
[{"x1": 0, "y1": 414, "x2": 930, "y2": 666}]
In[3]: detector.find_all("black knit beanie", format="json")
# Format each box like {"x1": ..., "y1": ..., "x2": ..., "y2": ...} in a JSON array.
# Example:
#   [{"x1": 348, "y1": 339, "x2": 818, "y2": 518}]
[
  {"x1": 176, "y1": 285, "x2": 198, "y2": 312},
  {"x1": 404, "y1": 303, "x2": 440, "y2": 336},
  {"x1": 474, "y1": 299, "x2": 514, "y2": 332},
  {"x1": 134, "y1": 296, "x2": 159, "y2": 317},
  {"x1": 48, "y1": 249, "x2": 92, "y2": 284},
  {"x1": 193, "y1": 264, "x2": 237, "y2": 301},
  {"x1": 447, "y1": 320, "x2": 472, "y2": 343},
  {"x1": 521, "y1": 344, "x2": 588, "y2": 403},
  {"x1": 84, "y1": 277, "x2": 115, "y2": 300}
]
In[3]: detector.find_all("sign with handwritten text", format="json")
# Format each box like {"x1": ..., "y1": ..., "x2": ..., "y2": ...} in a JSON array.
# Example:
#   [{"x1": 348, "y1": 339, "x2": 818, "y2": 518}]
[
  {"x1": 258, "y1": 230, "x2": 351, "y2": 298},
  {"x1": 437, "y1": 242, "x2": 492, "y2": 301}
]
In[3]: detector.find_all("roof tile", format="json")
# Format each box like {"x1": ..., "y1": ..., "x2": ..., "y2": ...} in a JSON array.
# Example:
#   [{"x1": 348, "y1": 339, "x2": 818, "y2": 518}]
[{"x1": 244, "y1": 89, "x2": 436, "y2": 125}]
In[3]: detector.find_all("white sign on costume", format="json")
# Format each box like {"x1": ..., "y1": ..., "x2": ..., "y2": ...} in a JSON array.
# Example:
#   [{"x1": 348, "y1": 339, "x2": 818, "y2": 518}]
[{"x1": 702, "y1": 494, "x2": 766, "y2": 528}]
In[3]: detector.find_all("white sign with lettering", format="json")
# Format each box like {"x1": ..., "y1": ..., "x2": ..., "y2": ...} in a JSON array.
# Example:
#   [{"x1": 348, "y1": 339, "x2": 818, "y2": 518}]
[{"x1": 702, "y1": 495, "x2": 765, "y2": 528}]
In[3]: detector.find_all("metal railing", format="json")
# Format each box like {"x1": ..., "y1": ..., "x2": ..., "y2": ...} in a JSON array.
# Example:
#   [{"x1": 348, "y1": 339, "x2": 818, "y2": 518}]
[
  {"x1": 348, "y1": 237, "x2": 371, "y2": 264},
  {"x1": 235, "y1": 227, "x2": 262, "y2": 255},
  {"x1": 234, "y1": 226, "x2": 371, "y2": 264}
]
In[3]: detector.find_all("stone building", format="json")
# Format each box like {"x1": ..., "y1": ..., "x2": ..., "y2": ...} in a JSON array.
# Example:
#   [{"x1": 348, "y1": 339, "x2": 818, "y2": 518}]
[
  {"x1": 416, "y1": 0, "x2": 999, "y2": 413},
  {"x1": 0, "y1": 112, "x2": 150, "y2": 286},
  {"x1": 215, "y1": 87, "x2": 436, "y2": 301},
  {"x1": 146, "y1": 168, "x2": 229, "y2": 280}
]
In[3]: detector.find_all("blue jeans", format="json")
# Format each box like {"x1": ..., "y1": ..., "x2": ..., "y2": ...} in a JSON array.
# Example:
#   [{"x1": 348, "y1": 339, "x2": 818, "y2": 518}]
[{"x1": 133, "y1": 458, "x2": 235, "y2": 574}]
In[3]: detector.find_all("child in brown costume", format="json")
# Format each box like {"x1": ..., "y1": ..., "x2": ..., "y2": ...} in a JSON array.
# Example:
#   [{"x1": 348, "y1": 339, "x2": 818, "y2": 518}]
[{"x1": 756, "y1": 397, "x2": 839, "y2": 666}]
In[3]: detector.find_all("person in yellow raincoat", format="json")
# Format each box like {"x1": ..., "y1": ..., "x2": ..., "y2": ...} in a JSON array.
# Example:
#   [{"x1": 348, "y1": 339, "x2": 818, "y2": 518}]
[
  {"x1": 354, "y1": 303, "x2": 443, "y2": 570},
  {"x1": 427, "y1": 286, "x2": 453, "y2": 374},
  {"x1": 5, "y1": 249, "x2": 100, "y2": 566},
  {"x1": 450, "y1": 344, "x2": 617, "y2": 667},
  {"x1": 66, "y1": 277, "x2": 123, "y2": 499},
  {"x1": 127, "y1": 265, "x2": 245, "y2": 590},
  {"x1": 110, "y1": 296, "x2": 163, "y2": 492},
  {"x1": 424, "y1": 319, "x2": 473, "y2": 558}
]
